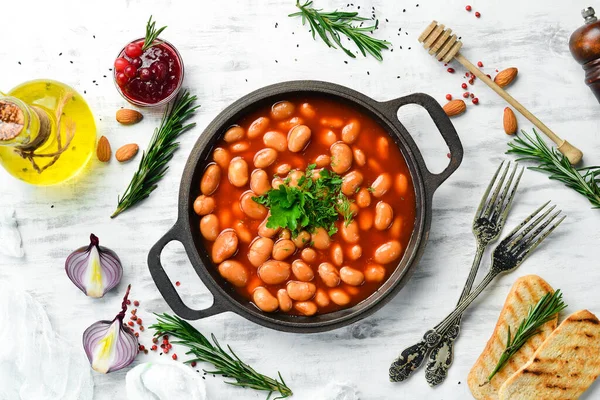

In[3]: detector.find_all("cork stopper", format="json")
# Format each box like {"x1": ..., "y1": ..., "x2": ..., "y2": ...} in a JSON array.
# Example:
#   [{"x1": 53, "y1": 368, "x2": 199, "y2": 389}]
[{"x1": 0, "y1": 100, "x2": 24, "y2": 140}]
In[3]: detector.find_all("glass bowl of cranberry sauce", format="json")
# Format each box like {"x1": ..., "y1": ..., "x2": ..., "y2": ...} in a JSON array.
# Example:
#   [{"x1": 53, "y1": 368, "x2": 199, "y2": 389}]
[{"x1": 113, "y1": 38, "x2": 184, "y2": 107}]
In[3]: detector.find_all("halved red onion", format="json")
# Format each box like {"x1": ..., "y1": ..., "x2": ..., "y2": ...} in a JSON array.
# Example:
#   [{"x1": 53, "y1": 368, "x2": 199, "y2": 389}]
[
  {"x1": 66, "y1": 233, "x2": 122, "y2": 298},
  {"x1": 83, "y1": 284, "x2": 138, "y2": 374}
]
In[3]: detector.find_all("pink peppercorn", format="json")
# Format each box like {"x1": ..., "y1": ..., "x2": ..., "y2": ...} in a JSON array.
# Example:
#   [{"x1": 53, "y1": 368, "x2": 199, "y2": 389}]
[
  {"x1": 461, "y1": 83, "x2": 467, "y2": 89},
  {"x1": 463, "y1": 92, "x2": 470, "y2": 98},
  {"x1": 472, "y1": 98, "x2": 479, "y2": 104},
  {"x1": 445, "y1": 94, "x2": 452, "y2": 100},
  {"x1": 475, "y1": 11, "x2": 481, "y2": 17},
  {"x1": 447, "y1": 67, "x2": 455, "y2": 73},
  {"x1": 172, "y1": 354, "x2": 178, "y2": 360},
  {"x1": 477, "y1": 61, "x2": 483, "y2": 67},
  {"x1": 465, "y1": 5, "x2": 472, "y2": 11}
]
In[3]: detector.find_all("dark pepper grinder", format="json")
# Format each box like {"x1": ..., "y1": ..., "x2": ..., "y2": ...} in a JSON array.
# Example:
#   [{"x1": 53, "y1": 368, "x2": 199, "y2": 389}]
[{"x1": 569, "y1": 7, "x2": 600, "y2": 103}]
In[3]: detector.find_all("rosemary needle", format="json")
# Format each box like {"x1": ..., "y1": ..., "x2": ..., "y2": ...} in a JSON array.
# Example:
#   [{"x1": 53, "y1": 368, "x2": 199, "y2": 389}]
[
  {"x1": 289, "y1": 0, "x2": 391, "y2": 61},
  {"x1": 142, "y1": 16, "x2": 167, "y2": 52},
  {"x1": 111, "y1": 91, "x2": 199, "y2": 218},
  {"x1": 488, "y1": 289, "x2": 566, "y2": 381},
  {"x1": 151, "y1": 313, "x2": 293, "y2": 399},
  {"x1": 507, "y1": 129, "x2": 600, "y2": 208}
]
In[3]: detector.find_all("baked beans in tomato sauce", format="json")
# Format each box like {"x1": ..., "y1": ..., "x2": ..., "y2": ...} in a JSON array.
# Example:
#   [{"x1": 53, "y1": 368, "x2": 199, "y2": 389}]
[{"x1": 194, "y1": 97, "x2": 416, "y2": 316}]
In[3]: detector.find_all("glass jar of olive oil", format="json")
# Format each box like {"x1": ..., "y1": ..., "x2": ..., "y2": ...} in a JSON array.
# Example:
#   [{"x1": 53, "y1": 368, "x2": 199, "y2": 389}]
[{"x1": 0, "y1": 80, "x2": 96, "y2": 185}]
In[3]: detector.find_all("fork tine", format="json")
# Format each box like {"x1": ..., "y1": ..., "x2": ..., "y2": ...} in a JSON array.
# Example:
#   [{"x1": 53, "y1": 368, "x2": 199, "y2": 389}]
[
  {"x1": 512, "y1": 210, "x2": 562, "y2": 255},
  {"x1": 475, "y1": 161, "x2": 504, "y2": 219},
  {"x1": 514, "y1": 215, "x2": 566, "y2": 262},
  {"x1": 496, "y1": 166, "x2": 524, "y2": 226},
  {"x1": 501, "y1": 200, "x2": 551, "y2": 242},
  {"x1": 482, "y1": 162, "x2": 510, "y2": 219},
  {"x1": 508, "y1": 204, "x2": 557, "y2": 247},
  {"x1": 490, "y1": 163, "x2": 519, "y2": 221}
]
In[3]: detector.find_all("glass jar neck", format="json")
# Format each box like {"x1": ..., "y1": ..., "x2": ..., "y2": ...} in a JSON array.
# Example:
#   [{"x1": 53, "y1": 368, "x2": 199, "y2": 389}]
[{"x1": 0, "y1": 96, "x2": 45, "y2": 148}]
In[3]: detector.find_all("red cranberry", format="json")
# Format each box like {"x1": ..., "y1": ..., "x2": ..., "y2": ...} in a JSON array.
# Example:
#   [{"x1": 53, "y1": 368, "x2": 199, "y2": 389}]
[
  {"x1": 151, "y1": 61, "x2": 168, "y2": 82},
  {"x1": 114, "y1": 58, "x2": 129, "y2": 72},
  {"x1": 116, "y1": 73, "x2": 129, "y2": 86},
  {"x1": 125, "y1": 43, "x2": 143, "y2": 58},
  {"x1": 139, "y1": 68, "x2": 152, "y2": 81},
  {"x1": 124, "y1": 65, "x2": 138, "y2": 78},
  {"x1": 131, "y1": 57, "x2": 143, "y2": 69}
]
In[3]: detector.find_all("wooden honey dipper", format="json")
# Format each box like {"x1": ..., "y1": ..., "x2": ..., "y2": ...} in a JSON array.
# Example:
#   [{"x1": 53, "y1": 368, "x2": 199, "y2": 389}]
[{"x1": 419, "y1": 21, "x2": 583, "y2": 165}]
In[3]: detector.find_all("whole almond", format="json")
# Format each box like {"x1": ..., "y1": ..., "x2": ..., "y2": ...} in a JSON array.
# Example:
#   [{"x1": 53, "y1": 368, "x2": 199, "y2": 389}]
[
  {"x1": 443, "y1": 100, "x2": 467, "y2": 117},
  {"x1": 503, "y1": 107, "x2": 518, "y2": 135},
  {"x1": 115, "y1": 143, "x2": 139, "y2": 162},
  {"x1": 96, "y1": 136, "x2": 111, "y2": 162},
  {"x1": 494, "y1": 67, "x2": 518, "y2": 88},
  {"x1": 116, "y1": 109, "x2": 143, "y2": 125}
]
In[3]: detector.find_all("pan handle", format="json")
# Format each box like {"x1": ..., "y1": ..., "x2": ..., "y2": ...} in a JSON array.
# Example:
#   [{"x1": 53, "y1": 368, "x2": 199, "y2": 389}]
[
  {"x1": 380, "y1": 93, "x2": 463, "y2": 196},
  {"x1": 148, "y1": 222, "x2": 226, "y2": 320}
]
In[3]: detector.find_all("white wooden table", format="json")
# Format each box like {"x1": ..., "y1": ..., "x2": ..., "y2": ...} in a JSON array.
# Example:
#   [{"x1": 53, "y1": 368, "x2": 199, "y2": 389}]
[{"x1": 2, "y1": 0, "x2": 600, "y2": 398}]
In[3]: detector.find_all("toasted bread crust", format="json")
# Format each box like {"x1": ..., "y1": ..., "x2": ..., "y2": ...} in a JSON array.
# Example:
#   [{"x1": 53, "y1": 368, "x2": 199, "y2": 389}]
[
  {"x1": 467, "y1": 275, "x2": 557, "y2": 400},
  {"x1": 498, "y1": 309, "x2": 600, "y2": 400}
]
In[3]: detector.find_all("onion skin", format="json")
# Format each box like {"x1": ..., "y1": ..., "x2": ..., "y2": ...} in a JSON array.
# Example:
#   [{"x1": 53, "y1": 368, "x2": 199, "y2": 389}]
[
  {"x1": 66, "y1": 233, "x2": 122, "y2": 298},
  {"x1": 83, "y1": 284, "x2": 138, "y2": 374}
]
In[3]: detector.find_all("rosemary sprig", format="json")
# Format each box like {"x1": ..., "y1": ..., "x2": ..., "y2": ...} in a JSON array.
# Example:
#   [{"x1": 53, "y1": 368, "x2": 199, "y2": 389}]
[
  {"x1": 142, "y1": 16, "x2": 167, "y2": 51},
  {"x1": 289, "y1": 0, "x2": 391, "y2": 61},
  {"x1": 111, "y1": 91, "x2": 199, "y2": 218},
  {"x1": 507, "y1": 129, "x2": 600, "y2": 208},
  {"x1": 150, "y1": 313, "x2": 293, "y2": 399},
  {"x1": 488, "y1": 289, "x2": 567, "y2": 381}
]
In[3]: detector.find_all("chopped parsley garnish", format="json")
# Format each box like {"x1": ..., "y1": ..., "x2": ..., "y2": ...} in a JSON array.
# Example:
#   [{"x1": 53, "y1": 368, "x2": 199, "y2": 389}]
[{"x1": 253, "y1": 164, "x2": 354, "y2": 236}]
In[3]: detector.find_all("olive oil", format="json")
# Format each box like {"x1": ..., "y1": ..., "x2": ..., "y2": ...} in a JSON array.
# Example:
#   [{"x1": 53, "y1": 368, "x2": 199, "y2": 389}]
[{"x1": 0, "y1": 80, "x2": 96, "y2": 185}]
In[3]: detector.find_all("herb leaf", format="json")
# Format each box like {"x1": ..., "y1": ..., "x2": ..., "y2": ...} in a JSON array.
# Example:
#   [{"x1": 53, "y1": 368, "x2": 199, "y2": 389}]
[
  {"x1": 111, "y1": 91, "x2": 199, "y2": 218},
  {"x1": 507, "y1": 129, "x2": 600, "y2": 208},
  {"x1": 253, "y1": 164, "x2": 353, "y2": 236},
  {"x1": 487, "y1": 289, "x2": 567, "y2": 381},
  {"x1": 142, "y1": 16, "x2": 167, "y2": 52},
  {"x1": 151, "y1": 313, "x2": 293, "y2": 399},
  {"x1": 289, "y1": 0, "x2": 391, "y2": 61}
]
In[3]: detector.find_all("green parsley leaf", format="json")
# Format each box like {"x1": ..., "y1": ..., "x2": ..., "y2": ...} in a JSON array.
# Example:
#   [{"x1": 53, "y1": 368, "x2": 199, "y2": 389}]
[{"x1": 252, "y1": 165, "x2": 354, "y2": 236}]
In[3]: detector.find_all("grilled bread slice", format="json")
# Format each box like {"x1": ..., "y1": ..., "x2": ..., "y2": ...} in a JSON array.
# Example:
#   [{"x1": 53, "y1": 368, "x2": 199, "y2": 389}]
[
  {"x1": 468, "y1": 275, "x2": 557, "y2": 400},
  {"x1": 498, "y1": 309, "x2": 600, "y2": 400}
]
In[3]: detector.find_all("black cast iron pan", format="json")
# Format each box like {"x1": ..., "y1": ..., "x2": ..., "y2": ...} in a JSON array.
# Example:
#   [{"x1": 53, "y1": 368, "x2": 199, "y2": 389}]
[{"x1": 148, "y1": 80, "x2": 463, "y2": 333}]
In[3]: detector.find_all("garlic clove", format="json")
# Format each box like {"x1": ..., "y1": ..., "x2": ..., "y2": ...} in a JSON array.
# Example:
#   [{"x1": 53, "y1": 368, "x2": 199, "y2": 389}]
[
  {"x1": 83, "y1": 285, "x2": 138, "y2": 374},
  {"x1": 66, "y1": 233, "x2": 122, "y2": 298}
]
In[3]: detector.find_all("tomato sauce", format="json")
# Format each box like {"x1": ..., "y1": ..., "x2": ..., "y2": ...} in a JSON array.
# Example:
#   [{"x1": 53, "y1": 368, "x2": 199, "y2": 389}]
[{"x1": 195, "y1": 96, "x2": 416, "y2": 316}]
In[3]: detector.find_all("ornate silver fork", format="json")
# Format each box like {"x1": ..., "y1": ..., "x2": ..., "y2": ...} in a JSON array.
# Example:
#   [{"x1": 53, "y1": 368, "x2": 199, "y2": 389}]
[
  {"x1": 389, "y1": 201, "x2": 565, "y2": 383},
  {"x1": 424, "y1": 162, "x2": 523, "y2": 386}
]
